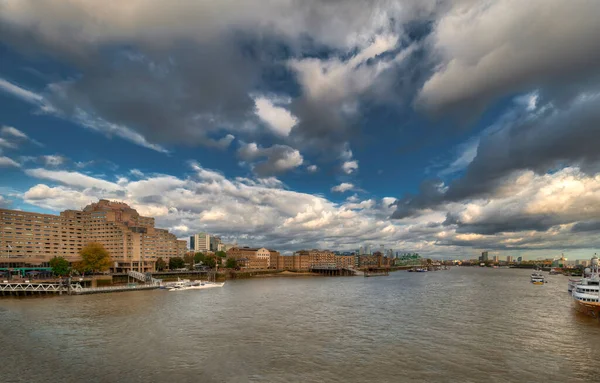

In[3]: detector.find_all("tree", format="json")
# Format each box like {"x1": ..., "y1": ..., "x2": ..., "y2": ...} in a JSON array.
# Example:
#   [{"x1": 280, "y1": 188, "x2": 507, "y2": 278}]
[
  {"x1": 203, "y1": 255, "x2": 217, "y2": 268},
  {"x1": 49, "y1": 256, "x2": 70, "y2": 276},
  {"x1": 182, "y1": 253, "x2": 194, "y2": 270},
  {"x1": 215, "y1": 251, "x2": 227, "y2": 258},
  {"x1": 169, "y1": 257, "x2": 185, "y2": 269},
  {"x1": 156, "y1": 257, "x2": 166, "y2": 271},
  {"x1": 194, "y1": 252, "x2": 205, "y2": 263},
  {"x1": 71, "y1": 261, "x2": 89, "y2": 275},
  {"x1": 225, "y1": 258, "x2": 237, "y2": 269},
  {"x1": 80, "y1": 242, "x2": 111, "y2": 273}
]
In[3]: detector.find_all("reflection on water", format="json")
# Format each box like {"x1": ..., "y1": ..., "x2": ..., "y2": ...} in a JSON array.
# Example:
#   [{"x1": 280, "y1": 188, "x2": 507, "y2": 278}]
[{"x1": 1, "y1": 268, "x2": 598, "y2": 383}]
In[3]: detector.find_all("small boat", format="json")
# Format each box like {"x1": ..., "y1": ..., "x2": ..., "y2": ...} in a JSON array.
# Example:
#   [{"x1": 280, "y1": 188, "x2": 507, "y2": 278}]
[
  {"x1": 531, "y1": 272, "x2": 545, "y2": 285},
  {"x1": 168, "y1": 280, "x2": 225, "y2": 291},
  {"x1": 160, "y1": 278, "x2": 190, "y2": 289},
  {"x1": 549, "y1": 268, "x2": 561, "y2": 275}
]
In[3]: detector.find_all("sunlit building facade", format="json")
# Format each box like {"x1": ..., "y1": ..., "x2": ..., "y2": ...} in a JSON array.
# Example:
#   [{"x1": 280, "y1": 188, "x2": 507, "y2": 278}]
[{"x1": 0, "y1": 199, "x2": 187, "y2": 272}]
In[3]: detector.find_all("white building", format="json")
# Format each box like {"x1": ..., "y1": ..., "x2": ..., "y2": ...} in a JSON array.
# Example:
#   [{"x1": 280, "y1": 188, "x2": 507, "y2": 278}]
[{"x1": 190, "y1": 232, "x2": 211, "y2": 252}]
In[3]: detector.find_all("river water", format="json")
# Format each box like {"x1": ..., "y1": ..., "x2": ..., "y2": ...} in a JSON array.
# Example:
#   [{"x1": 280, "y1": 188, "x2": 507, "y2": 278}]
[{"x1": 1, "y1": 268, "x2": 598, "y2": 383}]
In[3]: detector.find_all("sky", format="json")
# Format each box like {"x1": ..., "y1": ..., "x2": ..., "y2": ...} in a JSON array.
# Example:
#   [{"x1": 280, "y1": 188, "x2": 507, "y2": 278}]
[{"x1": 1, "y1": 0, "x2": 600, "y2": 259}]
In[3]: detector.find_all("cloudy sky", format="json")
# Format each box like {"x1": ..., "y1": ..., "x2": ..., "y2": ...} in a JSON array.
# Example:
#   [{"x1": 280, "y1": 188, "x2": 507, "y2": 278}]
[{"x1": 1, "y1": 0, "x2": 599, "y2": 259}]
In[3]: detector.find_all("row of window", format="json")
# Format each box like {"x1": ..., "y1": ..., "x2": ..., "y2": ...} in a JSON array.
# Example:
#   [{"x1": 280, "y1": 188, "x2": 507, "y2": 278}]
[{"x1": 579, "y1": 298, "x2": 598, "y2": 302}]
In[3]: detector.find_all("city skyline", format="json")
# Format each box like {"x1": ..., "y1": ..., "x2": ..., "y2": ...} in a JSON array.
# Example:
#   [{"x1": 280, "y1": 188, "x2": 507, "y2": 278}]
[{"x1": 1, "y1": 2, "x2": 600, "y2": 259}]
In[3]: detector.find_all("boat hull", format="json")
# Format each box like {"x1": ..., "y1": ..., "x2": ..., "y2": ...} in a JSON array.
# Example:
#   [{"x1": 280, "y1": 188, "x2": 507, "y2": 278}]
[{"x1": 574, "y1": 299, "x2": 600, "y2": 319}]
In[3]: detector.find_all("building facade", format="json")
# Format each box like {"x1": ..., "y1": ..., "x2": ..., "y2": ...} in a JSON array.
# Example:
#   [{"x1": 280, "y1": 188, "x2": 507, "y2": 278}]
[
  {"x1": 190, "y1": 233, "x2": 211, "y2": 252},
  {"x1": 480, "y1": 251, "x2": 489, "y2": 262},
  {"x1": 226, "y1": 247, "x2": 280, "y2": 269},
  {"x1": 0, "y1": 199, "x2": 187, "y2": 272}
]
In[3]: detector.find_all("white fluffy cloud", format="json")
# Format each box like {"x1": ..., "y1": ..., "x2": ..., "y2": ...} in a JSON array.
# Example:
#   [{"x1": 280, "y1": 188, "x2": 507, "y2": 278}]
[
  {"x1": 289, "y1": 34, "x2": 405, "y2": 103},
  {"x1": 342, "y1": 160, "x2": 359, "y2": 174},
  {"x1": 331, "y1": 182, "x2": 355, "y2": 193},
  {"x1": 254, "y1": 96, "x2": 298, "y2": 136},
  {"x1": 41, "y1": 155, "x2": 67, "y2": 167},
  {"x1": 0, "y1": 156, "x2": 20, "y2": 167},
  {"x1": 17, "y1": 161, "x2": 600, "y2": 258},
  {"x1": 18, "y1": 162, "x2": 447, "y2": 254},
  {"x1": 1, "y1": 125, "x2": 28, "y2": 139},
  {"x1": 24, "y1": 168, "x2": 123, "y2": 191}
]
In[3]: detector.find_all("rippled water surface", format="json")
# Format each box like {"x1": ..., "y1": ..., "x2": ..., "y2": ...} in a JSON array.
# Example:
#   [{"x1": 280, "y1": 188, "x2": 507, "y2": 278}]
[{"x1": 1, "y1": 268, "x2": 599, "y2": 382}]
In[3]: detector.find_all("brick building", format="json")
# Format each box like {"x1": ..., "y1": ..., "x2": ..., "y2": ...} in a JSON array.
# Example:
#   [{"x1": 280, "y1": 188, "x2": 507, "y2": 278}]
[
  {"x1": 226, "y1": 247, "x2": 280, "y2": 269},
  {"x1": 0, "y1": 199, "x2": 187, "y2": 272}
]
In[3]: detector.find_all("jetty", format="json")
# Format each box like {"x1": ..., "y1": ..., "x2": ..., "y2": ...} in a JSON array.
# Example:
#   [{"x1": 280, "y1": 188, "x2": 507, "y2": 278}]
[
  {"x1": 364, "y1": 268, "x2": 390, "y2": 277},
  {"x1": 309, "y1": 265, "x2": 360, "y2": 276},
  {"x1": 0, "y1": 280, "x2": 160, "y2": 297}
]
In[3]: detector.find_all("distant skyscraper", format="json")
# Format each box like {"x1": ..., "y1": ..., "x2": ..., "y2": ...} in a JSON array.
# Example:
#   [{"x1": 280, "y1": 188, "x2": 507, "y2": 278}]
[
  {"x1": 359, "y1": 246, "x2": 364, "y2": 255},
  {"x1": 506, "y1": 255, "x2": 513, "y2": 263},
  {"x1": 480, "y1": 251, "x2": 489, "y2": 262},
  {"x1": 493, "y1": 255, "x2": 499, "y2": 262},
  {"x1": 517, "y1": 256, "x2": 523, "y2": 263},
  {"x1": 366, "y1": 244, "x2": 372, "y2": 255},
  {"x1": 210, "y1": 236, "x2": 222, "y2": 251},
  {"x1": 190, "y1": 232, "x2": 211, "y2": 252}
]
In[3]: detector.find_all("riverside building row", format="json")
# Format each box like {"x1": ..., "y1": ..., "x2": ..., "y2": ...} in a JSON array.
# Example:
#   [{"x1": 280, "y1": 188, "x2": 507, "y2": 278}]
[
  {"x1": 226, "y1": 248, "x2": 393, "y2": 270},
  {"x1": 0, "y1": 199, "x2": 187, "y2": 272}
]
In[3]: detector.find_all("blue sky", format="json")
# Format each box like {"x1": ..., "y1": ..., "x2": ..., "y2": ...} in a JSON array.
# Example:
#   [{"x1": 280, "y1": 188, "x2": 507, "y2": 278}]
[{"x1": 1, "y1": 0, "x2": 600, "y2": 259}]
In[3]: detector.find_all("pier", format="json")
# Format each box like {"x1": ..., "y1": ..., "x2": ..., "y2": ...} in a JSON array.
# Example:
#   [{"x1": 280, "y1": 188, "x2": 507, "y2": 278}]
[
  {"x1": 0, "y1": 280, "x2": 159, "y2": 297},
  {"x1": 309, "y1": 265, "x2": 358, "y2": 276},
  {"x1": 363, "y1": 268, "x2": 390, "y2": 277}
]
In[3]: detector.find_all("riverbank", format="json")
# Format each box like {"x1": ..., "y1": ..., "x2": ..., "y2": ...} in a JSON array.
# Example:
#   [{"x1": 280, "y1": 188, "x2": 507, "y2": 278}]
[{"x1": 252, "y1": 270, "x2": 321, "y2": 277}]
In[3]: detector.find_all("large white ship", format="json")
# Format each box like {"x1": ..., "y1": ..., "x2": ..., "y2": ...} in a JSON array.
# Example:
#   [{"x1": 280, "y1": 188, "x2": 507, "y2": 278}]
[{"x1": 571, "y1": 256, "x2": 600, "y2": 319}]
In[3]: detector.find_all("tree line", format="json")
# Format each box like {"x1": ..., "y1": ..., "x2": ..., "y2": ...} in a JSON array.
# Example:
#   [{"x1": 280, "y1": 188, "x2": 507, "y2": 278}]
[{"x1": 49, "y1": 244, "x2": 236, "y2": 276}]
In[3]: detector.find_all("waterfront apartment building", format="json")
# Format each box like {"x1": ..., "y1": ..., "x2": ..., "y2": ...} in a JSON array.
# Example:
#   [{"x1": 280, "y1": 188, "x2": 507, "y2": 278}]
[
  {"x1": 224, "y1": 247, "x2": 383, "y2": 271},
  {"x1": 0, "y1": 199, "x2": 187, "y2": 272},
  {"x1": 268, "y1": 250, "x2": 356, "y2": 271},
  {"x1": 226, "y1": 247, "x2": 280, "y2": 269}
]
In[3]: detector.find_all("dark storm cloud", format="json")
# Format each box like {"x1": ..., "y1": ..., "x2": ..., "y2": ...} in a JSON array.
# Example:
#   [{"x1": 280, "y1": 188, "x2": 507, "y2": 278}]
[
  {"x1": 571, "y1": 221, "x2": 600, "y2": 233},
  {"x1": 237, "y1": 142, "x2": 303, "y2": 177},
  {"x1": 417, "y1": 1, "x2": 600, "y2": 118},
  {"x1": 448, "y1": 215, "x2": 563, "y2": 235},
  {"x1": 0, "y1": 0, "x2": 442, "y2": 155},
  {"x1": 288, "y1": 98, "x2": 359, "y2": 156},
  {"x1": 392, "y1": 95, "x2": 600, "y2": 219},
  {"x1": 47, "y1": 42, "x2": 259, "y2": 146}
]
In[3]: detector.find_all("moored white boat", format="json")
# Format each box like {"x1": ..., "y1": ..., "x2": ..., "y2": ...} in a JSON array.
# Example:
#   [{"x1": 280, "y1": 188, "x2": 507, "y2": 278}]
[
  {"x1": 160, "y1": 278, "x2": 190, "y2": 289},
  {"x1": 571, "y1": 256, "x2": 600, "y2": 319},
  {"x1": 168, "y1": 281, "x2": 225, "y2": 291}
]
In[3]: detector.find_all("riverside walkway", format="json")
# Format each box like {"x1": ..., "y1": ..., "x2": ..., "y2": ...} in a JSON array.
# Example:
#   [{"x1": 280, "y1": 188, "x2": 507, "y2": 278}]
[{"x1": 0, "y1": 281, "x2": 159, "y2": 297}]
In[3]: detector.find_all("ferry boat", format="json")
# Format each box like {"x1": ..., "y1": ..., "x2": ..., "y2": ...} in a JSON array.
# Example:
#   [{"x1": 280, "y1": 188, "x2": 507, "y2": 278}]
[
  {"x1": 568, "y1": 266, "x2": 592, "y2": 292},
  {"x1": 571, "y1": 256, "x2": 600, "y2": 319},
  {"x1": 531, "y1": 271, "x2": 545, "y2": 285}
]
